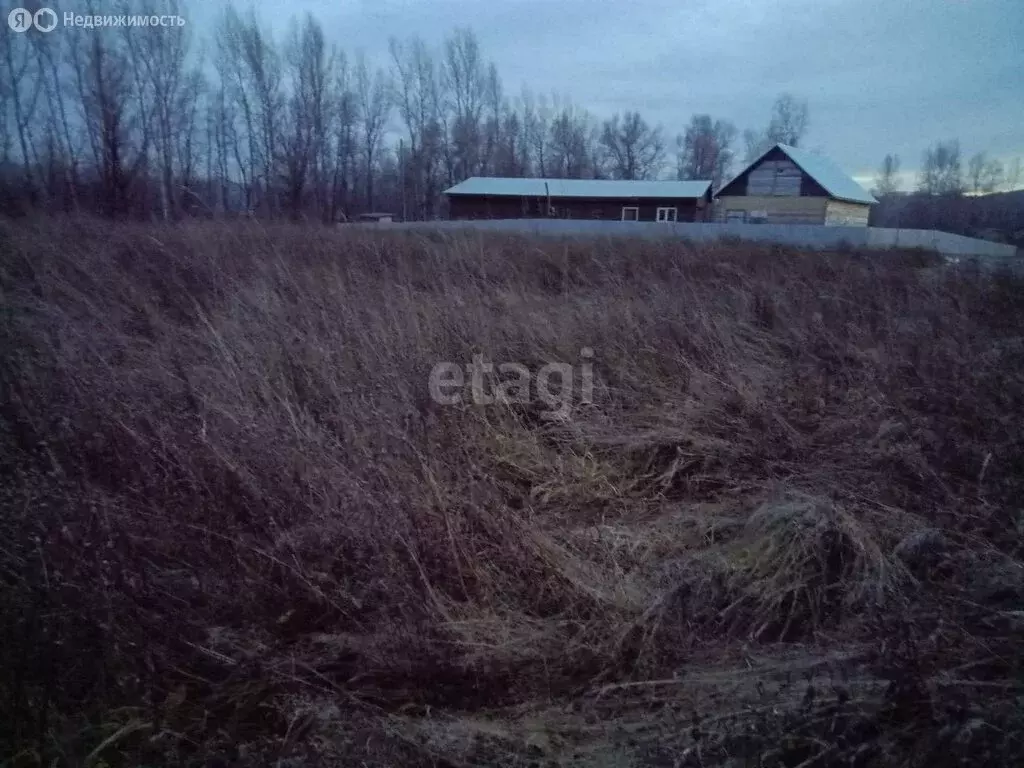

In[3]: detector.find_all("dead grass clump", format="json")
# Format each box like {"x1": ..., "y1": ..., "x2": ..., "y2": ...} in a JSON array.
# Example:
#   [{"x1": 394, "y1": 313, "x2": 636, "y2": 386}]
[
  {"x1": 644, "y1": 493, "x2": 914, "y2": 645},
  {"x1": 732, "y1": 495, "x2": 912, "y2": 637}
]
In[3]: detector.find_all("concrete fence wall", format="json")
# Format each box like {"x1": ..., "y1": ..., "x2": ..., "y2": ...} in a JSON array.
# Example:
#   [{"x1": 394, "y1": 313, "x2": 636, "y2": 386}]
[{"x1": 364, "y1": 219, "x2": 1019, "y2": 259}]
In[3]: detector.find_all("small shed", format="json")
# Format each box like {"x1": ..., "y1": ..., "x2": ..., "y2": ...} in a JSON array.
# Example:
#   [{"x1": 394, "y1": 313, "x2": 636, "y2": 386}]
[
  {"x1": 443, "y1": 178, "x2": 714, "y2": 222},
  {"x1": 714, "y1": 144, "x2": 876, "y2": 226}
]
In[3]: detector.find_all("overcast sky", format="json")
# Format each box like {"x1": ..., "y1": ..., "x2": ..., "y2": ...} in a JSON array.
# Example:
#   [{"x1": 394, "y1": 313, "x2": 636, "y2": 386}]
[{"x1": 189, "y1": 0, "x2": 1023, "y2": 188}]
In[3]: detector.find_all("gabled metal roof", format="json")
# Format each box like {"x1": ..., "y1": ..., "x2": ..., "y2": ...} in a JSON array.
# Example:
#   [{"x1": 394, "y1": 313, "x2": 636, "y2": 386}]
[
  {"x1": 718, "y1": 143, "x2": 877, "y2": 205},
  {"x1": 443, "y1": 177, "x2": 712, "y2": 199}
]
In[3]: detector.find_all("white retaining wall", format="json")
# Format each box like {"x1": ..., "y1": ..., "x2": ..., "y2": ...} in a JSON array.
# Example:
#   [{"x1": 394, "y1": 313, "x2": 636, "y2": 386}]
[{"x1": 368, "y1": 219, "x2": 1019, "y2": 259}]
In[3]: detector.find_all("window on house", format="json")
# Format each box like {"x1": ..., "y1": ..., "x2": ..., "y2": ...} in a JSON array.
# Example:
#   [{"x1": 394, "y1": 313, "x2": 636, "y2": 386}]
[
  {"x1": 621, "y1": 206, "x2": 639, "y2": 221},
  {"x1": 656, "y1": 207, "x2": 677, "y2": 222},
  {"x1": 725, "y1": 210, "x2": 747, "y2": 223}
]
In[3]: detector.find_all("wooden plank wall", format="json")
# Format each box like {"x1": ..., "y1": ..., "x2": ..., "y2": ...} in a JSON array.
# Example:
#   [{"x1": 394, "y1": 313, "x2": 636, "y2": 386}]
[
  {"x1": 825, "y1": 200, "x2": 871, "y2": 226},
  {"x1": 746, "y1": 159, "x2": 803, "y2": 196},
  {"x1": 713, "y1": 195, "x2": 828, "y2": 224}
]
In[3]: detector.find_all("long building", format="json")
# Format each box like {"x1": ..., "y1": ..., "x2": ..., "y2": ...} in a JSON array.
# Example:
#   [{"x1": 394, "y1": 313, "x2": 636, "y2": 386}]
[{"x1": 443, "y1": 177, "x2": 714, "y2": 222}]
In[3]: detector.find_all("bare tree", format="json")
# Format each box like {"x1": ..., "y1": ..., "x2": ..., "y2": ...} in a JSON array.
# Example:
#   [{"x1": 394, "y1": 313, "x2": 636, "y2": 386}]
[
  {"x1": 356, "y1": 54, "x2": 390, "y2": 210},
  {"x1": 478, "y1": 62, "x2": 503, "y2": 175},
  {"x1": 124, "y1": 0, "x2": 193, "y2": 219},
  {"x1": 27, "y1": 29, "x2": 82, "y2": 209},
  {"x1": 2, "y1": 21, "x2": 44, "y2": 202},
  {"x1": 968, "y1": 151, "x2": 1004, "y2": 195},
  {"x1": 519, "y1": 88, "x2": 550, "y2": 178},
  {"x1": 740, "y1": 93, "x2": 810, "y2": 164},
  {"x1": 241, "y1": 13, "x2": 284, "y2": 215},
  {"x1": 967, "y1": 152, "x2": 986, "y2": 194},
  {"x1": 207, "y1": 82, "x2": 238, "y2": 213},
  {"x1": 208, "y1": 6, "x2": 284, "y2": 215},
  {"x1": 918, "y1": 140, "x2": 964, "y2": 196},
  {"x1": 328, "y1": 51, "x2": 359, "y2": 221},
  {"x1": 549, "y1": 103, "x2": 597, "y2": 179},
  {"x1": 1005, "y1": 158, "x2": 1022, "y2": 191},
  {"x1": 280, "y1": 15, "x2": 332, "y2": 219},
  {"x1": 599, "y1": 111, "x2": 664, "y2": 180},
  {"x1": 175, "y1": 66, "x2": 205, "y2": 212},
  {"x1": 492, "y1": 109, "x2": 525, "y2": 177},
  {"x1": 766, "y1": 93, "x2": 809, "y2": 146},
  {"x1": 742, "y1": 128, "x2": 770, "y2": 163},
  {"x1": 0, "y1": 33, "x2": 10, "y2": 166},
  {"x1": 67, "y1": 14, "x2": 152, "y2": 216},
  {"x1": 676, "y1": 115, "x2": 736, "y2": 187},
  {"x1": 390, "y1": 36, "x2": 424, "y2": 215},
  {"x1": 390, "y1": 35, "x2": 446, "y2": 218},
  {"x1": 873, "y1": 153, "x2": 901, "y2": 198},
  {"x1": 214, "y1": 6, "x2": 263, "y2": 212},
  {"x1": 442, "y1": 28, "x2": 486, "y2": 183}
]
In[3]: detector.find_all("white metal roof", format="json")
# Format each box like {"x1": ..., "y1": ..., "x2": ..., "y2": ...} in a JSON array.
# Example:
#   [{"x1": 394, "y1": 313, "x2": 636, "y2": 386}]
[
  {"x1": 443, "y1": 177, "x2": 712, "y2": 199},
  {"x1": 719, "y1": 144, "x2": 877, "y2": 205}
]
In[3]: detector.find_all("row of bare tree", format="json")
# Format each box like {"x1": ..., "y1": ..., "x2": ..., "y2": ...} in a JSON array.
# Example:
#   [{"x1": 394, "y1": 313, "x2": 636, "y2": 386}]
[
  {"x1": 1, "y1": 2, "x2": 812, "y2": 221},
  {"x1": 874, "y1": 142, "x2": 1022, "y2": 199},
  {"x1": 871, "y1": 143, "x2": 1024, "y2": 239}
]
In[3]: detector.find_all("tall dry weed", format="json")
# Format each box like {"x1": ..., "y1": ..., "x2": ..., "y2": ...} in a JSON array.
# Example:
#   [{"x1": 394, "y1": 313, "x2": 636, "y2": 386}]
[{"x1": 1, "y1": 217, "x2": 1022, "y2": 766}]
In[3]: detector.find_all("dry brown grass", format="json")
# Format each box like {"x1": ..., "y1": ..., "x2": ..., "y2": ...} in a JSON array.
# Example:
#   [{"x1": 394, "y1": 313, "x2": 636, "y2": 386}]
[{"x1": 1, "y1": 217, "x2": 1022, "y2": 767}]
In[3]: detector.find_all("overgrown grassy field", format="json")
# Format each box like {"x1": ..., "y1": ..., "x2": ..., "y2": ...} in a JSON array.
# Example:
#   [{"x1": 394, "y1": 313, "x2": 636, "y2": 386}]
[{"x1": 1, "y1": 218, "x2": 1023, "y2": 767}]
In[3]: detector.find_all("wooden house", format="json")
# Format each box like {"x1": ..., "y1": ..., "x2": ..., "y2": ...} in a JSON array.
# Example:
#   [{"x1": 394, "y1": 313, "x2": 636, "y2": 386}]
[{"x1": 714, "y1": 144, "x2": 876, "y2": 226}]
